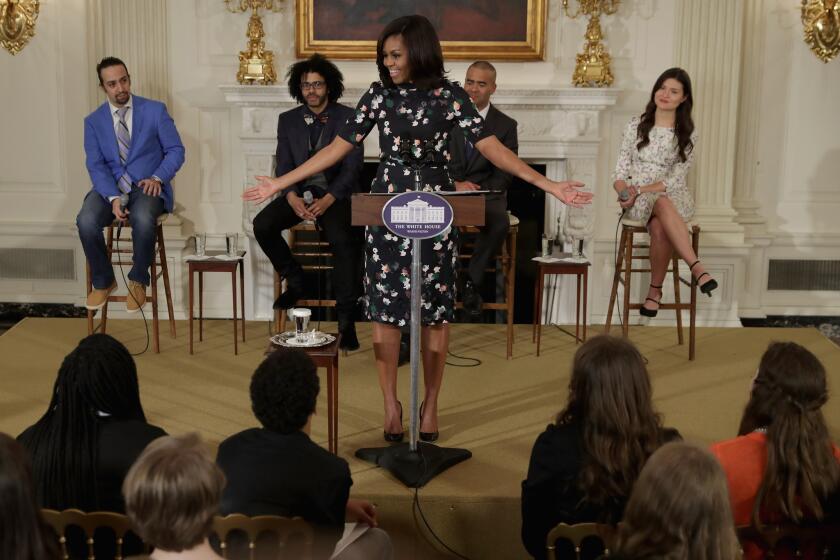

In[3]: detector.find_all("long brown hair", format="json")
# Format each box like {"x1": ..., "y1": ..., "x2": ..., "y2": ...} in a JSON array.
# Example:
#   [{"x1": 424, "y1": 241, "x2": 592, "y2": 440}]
[
  {"x1": 556, "y1": 336, "x2": 669, "y2": 519},
  {"x1": 614, "y1": 442, "x2": 741, "y2": 560},
  {"x1": 738, "y1": 341, "x2": 840, "y2": 526},
  {"x1": 636, "y1": 67, "x2": 695, "y2": 162}
]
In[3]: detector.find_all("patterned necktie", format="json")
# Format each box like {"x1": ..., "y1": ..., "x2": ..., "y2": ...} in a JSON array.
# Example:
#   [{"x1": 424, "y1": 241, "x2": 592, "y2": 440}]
[{"x1": 116, "y1": 106, "x2": 132, "y2": 194}]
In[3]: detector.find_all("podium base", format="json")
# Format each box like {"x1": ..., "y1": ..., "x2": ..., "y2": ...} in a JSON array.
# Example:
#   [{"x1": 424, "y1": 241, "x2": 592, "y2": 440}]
[{"x1": 355, "y1": 442, "x2": 472, "y2": 488}]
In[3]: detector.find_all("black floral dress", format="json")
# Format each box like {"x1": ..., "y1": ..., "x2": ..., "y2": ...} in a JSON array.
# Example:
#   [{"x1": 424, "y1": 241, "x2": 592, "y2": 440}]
[{"x1": 339, "y1": 80, "x2": 487, "y2": 326}]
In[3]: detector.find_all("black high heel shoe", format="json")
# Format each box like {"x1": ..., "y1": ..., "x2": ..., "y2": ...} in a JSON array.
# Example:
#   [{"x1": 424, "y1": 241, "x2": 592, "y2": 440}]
[
  {"x1": 689, "y1": 260, "x2": 718, "y2": 296},
  {"x1": 383, "y1": 401, "x2": 404, "y2": 443},
  {"x1": 419, "y1": 401, "x2": 439, "y2": 443},
  {"x1": 639, "y1": 284, "x2": 662, "y2": 318}
]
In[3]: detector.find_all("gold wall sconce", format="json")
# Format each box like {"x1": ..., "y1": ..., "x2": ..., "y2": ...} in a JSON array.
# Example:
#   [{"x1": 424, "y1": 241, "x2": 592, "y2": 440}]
[
  {"x1": 562, "y1": 0, "x2": 620, "y2": 87},
  {"x1": 1, "y1": 0, "x2": 39, "y2": 55},
  {"x1": 225, "y1": 0, "x2": 283, "y2": 84},
  {"x1": 802, "y1": 0, "x2": 840, "y2": 63}
]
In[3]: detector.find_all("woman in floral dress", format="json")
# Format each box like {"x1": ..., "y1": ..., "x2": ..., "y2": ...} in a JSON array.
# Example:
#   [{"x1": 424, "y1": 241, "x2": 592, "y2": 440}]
[
  {"x1": 244, "y1": 15, "x2": 591, "y2": 442},
  {"x1": 613, "y1": 67, "x2": 717, "y2": 318}
]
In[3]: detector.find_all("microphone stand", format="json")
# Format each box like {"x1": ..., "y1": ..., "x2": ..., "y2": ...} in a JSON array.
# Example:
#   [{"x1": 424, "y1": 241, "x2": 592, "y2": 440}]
[{"x1": 355, "y1": 140, "x2": 471, "y2": 488}]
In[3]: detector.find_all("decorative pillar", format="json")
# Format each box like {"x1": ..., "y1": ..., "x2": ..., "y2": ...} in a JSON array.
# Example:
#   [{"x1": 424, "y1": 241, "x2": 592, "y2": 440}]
[
  {"x1": 674, "y1": 0, "x2": 745, "y2": 243},
  {"x1": 732, "y1": 0, "x2": 768, "y2": 229},
  {"x1": 86, "y1": 0, "x2": 170, "y2": 109}
]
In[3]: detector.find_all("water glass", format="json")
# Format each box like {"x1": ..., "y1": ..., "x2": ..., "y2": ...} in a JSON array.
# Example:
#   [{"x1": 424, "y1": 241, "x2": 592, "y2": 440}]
[
  {"x1": 194, "y1": 233, "x2": 206, "y2": 257},
  {"x1": 226, "y1": 232, "x2": 238, "y2": 257},
  {"x1": 292, "y1": 308, "x2": 311, "y2": 343}
]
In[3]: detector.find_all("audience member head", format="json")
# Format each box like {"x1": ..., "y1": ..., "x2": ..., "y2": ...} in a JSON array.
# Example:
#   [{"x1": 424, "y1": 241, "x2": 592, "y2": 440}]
[
  {"x1": 285, "y1": 53, "x2": 344, "y2": 105},
  {"x1": 250, "y1": 348, "x2": 319, "y2": 434},
  {"x1": 556, "y1": 335, "x2": 667, "y2": 519},
  {"x1": 0, "y1": 433, "x2": 60, "y2": 560},
  {"x1": 738, "y1": 341, "x2": 840, "y2": 525},
  {"x1": 637, "y1": 67, "x2": 694, "y2": 162},
  {"x1": 614, "y1": 442, "x2": 740, "y2": 560},
  {"x1": 376, "y1": 14, "x2": 446, "y2": 90},
  {"x1": 18, "y1": 333, "x2": 147, "y2": 510},
  {"x1": 123, "y1": 433, "x2": 225, "y2": 554}
]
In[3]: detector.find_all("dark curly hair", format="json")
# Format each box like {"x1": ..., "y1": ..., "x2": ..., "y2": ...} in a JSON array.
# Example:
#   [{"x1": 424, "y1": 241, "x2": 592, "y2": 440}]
[
  {"x1": 285, "y1": 53, "x2": 344, "y2": 105},
  {"x1": 636, "y1": 67, "x2": 695, "y2": 162},
  {"x1": 376, "y1": 15, "x2": 446, "y2": 91},
  {"x1": 96, "y1": 56, "x2": 129, "y2": 86},
  {"x1": 250, "y1": 348, "x2": 319, "y2": 434}
]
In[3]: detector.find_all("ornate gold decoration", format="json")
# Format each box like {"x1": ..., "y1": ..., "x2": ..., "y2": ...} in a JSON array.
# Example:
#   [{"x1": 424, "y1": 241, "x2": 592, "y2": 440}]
[
  {"x1": 562, "y1": 0, "x2": 619, "y2": 87},
  {"x1": 0, "y1": 0, "x2": 39, "y2": 56},
  {"x1": 802, "y1": 0, "x2": 840, "y2": 63},
  {"x1": 225, "y1": 0, "x2": 283, "y2": 84}
]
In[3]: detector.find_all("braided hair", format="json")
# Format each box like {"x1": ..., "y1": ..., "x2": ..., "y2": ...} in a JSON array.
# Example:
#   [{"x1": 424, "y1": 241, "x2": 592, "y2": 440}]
[
  {"x1": 18, "y1": 334, "x2": 147, "y2": 510},
  {"x1": 738, "y1": 341, "x2": 840, "y2": 526}
]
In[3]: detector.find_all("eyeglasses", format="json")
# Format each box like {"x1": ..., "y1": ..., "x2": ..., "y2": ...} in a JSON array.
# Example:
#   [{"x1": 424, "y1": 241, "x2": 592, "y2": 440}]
[{"x1": 300, "y1": 81, "x2": 326, "y2": 91}]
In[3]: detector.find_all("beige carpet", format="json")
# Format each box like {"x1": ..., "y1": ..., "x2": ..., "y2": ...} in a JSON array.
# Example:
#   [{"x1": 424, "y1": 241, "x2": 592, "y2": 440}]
[{"x1": 2, "y1": 318, "x2": 839, "y2": 559}]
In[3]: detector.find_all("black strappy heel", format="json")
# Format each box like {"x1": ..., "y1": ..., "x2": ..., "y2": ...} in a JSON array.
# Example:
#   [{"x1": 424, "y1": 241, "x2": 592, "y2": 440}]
[
  {"x1": 639, "y1": 284, "x2": 662, "y2": 318},
  {"x1": 689, "y1": 260, "x2": 718, "y2": 297}
]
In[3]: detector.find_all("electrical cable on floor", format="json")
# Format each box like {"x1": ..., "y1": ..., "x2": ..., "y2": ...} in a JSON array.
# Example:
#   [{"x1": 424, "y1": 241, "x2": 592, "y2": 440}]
[
  {"x1": 445, "y1": 349, "x2": 481, "y2": 367},
  {"x1": 114, "y1": 225, "x2": 150, "y2": 356},
  {"x1": 413, "y1": 485, "x2": 471, "y2": 560}
]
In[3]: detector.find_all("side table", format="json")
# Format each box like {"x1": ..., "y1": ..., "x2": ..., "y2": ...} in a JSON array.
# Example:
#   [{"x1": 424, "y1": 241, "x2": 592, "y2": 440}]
[
  {"x1": 532, "y1": 259, "x2": 590, "y2": 356},
  {"x1": 266, "y1": 334, "x2": 341, "y2": 455},
  {"x1": 187, "y1": 251, "x2": 246, "y2": 355}
]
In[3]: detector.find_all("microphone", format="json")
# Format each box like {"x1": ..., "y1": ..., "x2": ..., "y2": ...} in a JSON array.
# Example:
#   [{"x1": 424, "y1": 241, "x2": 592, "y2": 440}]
[
  {"x1": 618, "y1": 189, "x2": 630, "y2": 202},
  {"x1": 303, "y1": 190, "x2": 313, "y2": 205},
  {"x1": 117, "y1": 192, "x2": 130, "y2": 234}
]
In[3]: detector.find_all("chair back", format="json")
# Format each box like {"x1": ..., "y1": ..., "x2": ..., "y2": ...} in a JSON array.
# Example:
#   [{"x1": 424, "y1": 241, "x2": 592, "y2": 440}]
[
  {"x1": 737, "y1": 523, "x2": 840, "y2": 559},
  {"x1": 212, "y1": 514, "x2": 315, "y2": 560},
  {"x1": 546, "y1": 522, "x2": 616, "y2": 560},
  {"x1": 41, "y1": 508, "x2": 136, "y2": 560}
]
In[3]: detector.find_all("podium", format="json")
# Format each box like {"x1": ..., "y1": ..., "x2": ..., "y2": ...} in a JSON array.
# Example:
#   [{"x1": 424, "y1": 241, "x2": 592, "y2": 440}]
[{"x1": 352, "y1": 191, "x2": 485, "y2": 488}]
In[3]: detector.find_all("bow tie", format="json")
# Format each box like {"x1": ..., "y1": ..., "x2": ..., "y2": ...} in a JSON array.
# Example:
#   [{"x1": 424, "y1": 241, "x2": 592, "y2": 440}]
[{"x1": 306, "y1": 112, "x2": 328, "y2": 124}]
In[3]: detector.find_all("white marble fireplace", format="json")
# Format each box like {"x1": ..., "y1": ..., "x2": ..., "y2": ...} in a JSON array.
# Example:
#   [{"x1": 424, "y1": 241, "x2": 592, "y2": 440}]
[{"x1": 221, "y1": 85, "x2": 618, "y2": 323}]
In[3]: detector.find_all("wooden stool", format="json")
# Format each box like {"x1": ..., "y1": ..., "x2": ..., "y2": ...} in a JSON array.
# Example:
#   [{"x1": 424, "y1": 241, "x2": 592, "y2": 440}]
[
  {"x1": 188, "y1": 251, "x2": 246, "y2": 355},
  {"x1": 274, "y1": 222, "x2": 335, "y2": 334},
  {"x1": 532, "y1": 259, "x2": 589, "y2": 356},
  {"x1": 457, "y1": 213, "x2": 519, "y2": 359},
  {"x1": 604, "y1": 219, "x2": 700, "y2": 360},
  {"x1": 86, "y1": 215, "x2": 175, "y2": 353},
  {"x1": 266, "y1": 335, "x2": 341, "y2": 454}
]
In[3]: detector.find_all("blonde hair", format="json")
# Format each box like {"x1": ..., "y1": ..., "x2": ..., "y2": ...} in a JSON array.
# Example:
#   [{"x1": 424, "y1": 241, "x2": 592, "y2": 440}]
[
  {"x1": 614, "y1": 442, "x2": 740, "y2": 560},
  {"x1": 123, "y1": 434, "x2": 225, "y2": 552}
]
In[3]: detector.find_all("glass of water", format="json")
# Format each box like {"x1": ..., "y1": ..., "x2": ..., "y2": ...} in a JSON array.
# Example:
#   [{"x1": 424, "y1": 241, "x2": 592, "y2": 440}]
[
  {"x1": 226, "y1": 232, "x2": 238, "y2": 258},
  {"x1": 194, "y1": 233, "x2": 206, "y2": 257},
  {"x1": 292, "y1": 308, "x2": 311, "y2": 343}
]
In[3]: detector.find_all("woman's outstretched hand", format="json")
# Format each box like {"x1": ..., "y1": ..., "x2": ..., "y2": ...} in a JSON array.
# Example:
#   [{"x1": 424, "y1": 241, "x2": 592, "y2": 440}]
[
  {"x1": 242, "y1": 175, "x2": 283, "y2": 204},
  {"x1": 544, "y1": 180, "x2": 593, "y2": 208}
]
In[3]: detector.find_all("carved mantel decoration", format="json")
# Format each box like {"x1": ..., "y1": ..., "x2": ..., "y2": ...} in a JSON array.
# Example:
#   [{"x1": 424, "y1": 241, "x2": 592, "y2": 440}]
[
  {"x1": 0, "y1": 0, "x2": 39, "y2": 55},
  {"x1": 562, "y1": 0, "x2": 619, "y2": 87},
  {"x1": 225, "y1": 0, "x2": 283, "y2": 84},
  {"x1": 802, "y1": 0, "x2": 840, "y2": 63}
]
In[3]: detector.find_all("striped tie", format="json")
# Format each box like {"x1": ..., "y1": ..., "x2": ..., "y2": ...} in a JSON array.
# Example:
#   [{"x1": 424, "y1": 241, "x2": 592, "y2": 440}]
[{"x1": 116, "y1": 106, "x2": 132, "y2": 194}]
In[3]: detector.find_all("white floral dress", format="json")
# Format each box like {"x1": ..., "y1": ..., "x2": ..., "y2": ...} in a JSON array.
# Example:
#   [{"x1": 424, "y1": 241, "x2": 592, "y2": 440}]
[
  {"x1": 612, "y1": 116, "x2": 698, "y2": 223},
  {"x1": 339, "y1": 80, "x2": 487, "y2": 326}
]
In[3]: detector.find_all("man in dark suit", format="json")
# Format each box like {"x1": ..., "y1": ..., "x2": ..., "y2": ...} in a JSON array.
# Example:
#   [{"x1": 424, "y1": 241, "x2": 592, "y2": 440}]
[
  {"x1": 253, "y1": 54, "x2": 363, "y2": 350},
  {"x1": 78, "y1": 57, "x2": 185, "y2": 313},
  {"x1": 449, "y1": 61, "x2": 518, "y2": 316},
  {"x1": 216, "y1": 348, "x2": 392, "y2": 559}
]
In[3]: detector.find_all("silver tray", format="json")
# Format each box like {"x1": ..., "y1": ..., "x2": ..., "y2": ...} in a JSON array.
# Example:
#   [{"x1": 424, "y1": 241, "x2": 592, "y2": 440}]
[{"x1": 270, "y1": 331, "x2": 336, "y2": 348}]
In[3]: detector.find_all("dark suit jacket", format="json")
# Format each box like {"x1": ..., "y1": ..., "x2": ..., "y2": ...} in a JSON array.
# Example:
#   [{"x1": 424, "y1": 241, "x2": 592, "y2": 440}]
[
  {"x1": 274, "y1": 103, "x2": 363, "y2": 200},
  {"x1": 448, "y1": 104, "x2": 518, "y2": 193},
  {"x1": 521, "y1": 422, "x2": 682, "y2": 560}
]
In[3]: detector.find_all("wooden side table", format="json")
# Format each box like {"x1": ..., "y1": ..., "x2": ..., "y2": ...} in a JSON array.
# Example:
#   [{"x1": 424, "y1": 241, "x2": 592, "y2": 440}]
[
  {"x1": 188, "y1": 251, "x2": 246, "y2": 355},
  {"x1": 266, "y1": 334, "x2": 341, "y2": 455},
  {"x1": 532, "y1": 259, "x2": 590, "y2": 356}
]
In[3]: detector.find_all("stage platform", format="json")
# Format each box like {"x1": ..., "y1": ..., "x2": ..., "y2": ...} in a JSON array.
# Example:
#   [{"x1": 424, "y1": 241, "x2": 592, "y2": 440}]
[{"x1": 2, "y1": 318, "x2": 839, "y2": 559}]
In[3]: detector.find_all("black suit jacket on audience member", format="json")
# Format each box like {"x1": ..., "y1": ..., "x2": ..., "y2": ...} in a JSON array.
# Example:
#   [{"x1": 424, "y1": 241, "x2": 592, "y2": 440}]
[
  {"x1": 274, "y1": 102, "x2": 363, "y2": 200},
  {"x1": 216, "y1": 428, "x2": 351, "y2": 556},
  {"x1": 448, "y1": 103, "x2": 518, "y2": 192},
  {"x1": 520, "y1": 422, "x2": 682, "y2": 560}
]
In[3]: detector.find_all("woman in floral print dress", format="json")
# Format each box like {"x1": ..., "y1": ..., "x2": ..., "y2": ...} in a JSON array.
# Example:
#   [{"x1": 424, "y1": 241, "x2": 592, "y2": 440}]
[
  {"x1": 244, "y1": 15, "x2": 591, "y2": 442},
  {"x1": 612, "y1": 67, "x2": 717, "y2": 318}
]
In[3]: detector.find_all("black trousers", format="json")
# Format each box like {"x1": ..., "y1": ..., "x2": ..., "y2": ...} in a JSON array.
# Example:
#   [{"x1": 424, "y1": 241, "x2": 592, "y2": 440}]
[
  {"x1": 253, "y1": 194, "x2": 362, "y2": 319},
  {"x1": 467, "y1": 194, "x2": 509, "y2": 287}
]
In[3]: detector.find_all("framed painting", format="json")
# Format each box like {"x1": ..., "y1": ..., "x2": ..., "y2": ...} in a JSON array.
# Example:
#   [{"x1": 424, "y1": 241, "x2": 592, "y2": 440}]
[{"x1": 295, "y1": 0, "x2": 547, "y2": 60}]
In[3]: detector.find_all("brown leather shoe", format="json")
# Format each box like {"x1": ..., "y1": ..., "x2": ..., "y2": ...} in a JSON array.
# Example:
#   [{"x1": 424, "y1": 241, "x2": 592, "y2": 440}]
[
  {"x1": 126, "y1": 281, "x2": 147, "y2": 313},
  {"x1": 85, "y1": 281, "x2": 117, "y2": 310}
]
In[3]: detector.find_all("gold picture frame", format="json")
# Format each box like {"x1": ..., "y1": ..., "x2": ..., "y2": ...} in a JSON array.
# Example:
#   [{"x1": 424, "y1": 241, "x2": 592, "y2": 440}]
[{"x1": 296, "y1": 0, "x2": 547, "y2": 60}]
